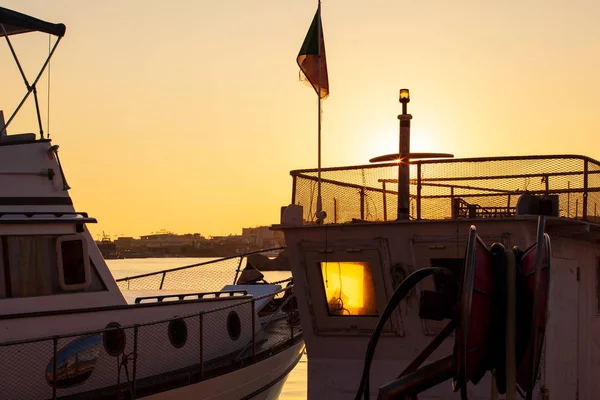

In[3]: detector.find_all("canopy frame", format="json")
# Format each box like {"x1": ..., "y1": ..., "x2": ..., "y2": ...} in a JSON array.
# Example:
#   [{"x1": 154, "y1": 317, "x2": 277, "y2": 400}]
[{"x1": 0, "y1": 7, "x2": 65, "y2": 139}]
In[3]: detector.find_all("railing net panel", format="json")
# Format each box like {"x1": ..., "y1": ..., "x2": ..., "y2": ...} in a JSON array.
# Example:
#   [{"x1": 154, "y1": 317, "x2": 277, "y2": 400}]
[{"x1": 292, "y1": 156, "x2": 600, "y2": 223}]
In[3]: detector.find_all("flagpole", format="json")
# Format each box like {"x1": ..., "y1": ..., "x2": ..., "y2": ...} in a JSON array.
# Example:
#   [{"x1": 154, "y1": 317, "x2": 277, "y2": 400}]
[{"x1": 316, "y1": 0, "x2": 324, "y2": 224}]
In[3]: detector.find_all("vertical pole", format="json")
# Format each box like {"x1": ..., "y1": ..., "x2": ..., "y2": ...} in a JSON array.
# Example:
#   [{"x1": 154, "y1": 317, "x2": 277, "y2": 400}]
[
  {"x1": 360, "y1": 188, "x2": 365, "y2": 220},
  {"x1": 505, "y1": 250, "x2": 517, "y2": 400},
  {"x1": 289, "y1": 296, "x2": 295, "y2": 343},
  {"x1": 316, "y1": 0, "x2": 324, "y2": 223},
  {"x1": 416, "y1": 163, "x2": 422, "y2": 220},
  {"x1": 132, "y1": 326, "x2": 138, "y2": 398},
  {"x1": 291, "y1": 175, "x2": 297, "y2": 205},
  {"x1": 382, "y1": 181, "x2": 388, "y2": 221},
  {"x1": 333, "y1": 198, "x2": 338, "y2": 223},
  {"x1": 397, "y1": 112, "x2": 412, "y2": 220},
  {"x1": 568, "y1": 181, "x2": 571, "y2": 217},
  {"x1": 233, "y1": 255, "x2": 244, "y2": 285},
  {"x1": 451, "y1": 187, "x2": 456, "y2": 219},
  {"x1": 159, "y1": 271, "x2": 166, "y2": 290},
  {"x1": 52, "y1": 337, "x2": 57, "y2": 400},
  {"x1": 583, "y1": 160, "x2": 589, "y2": 220},
  {"x1": 251, "y1": 299, "x2": 256, "y2": 362},
  {"x1": 199, "y1": 314, "x2": 204, "y2": 380}
]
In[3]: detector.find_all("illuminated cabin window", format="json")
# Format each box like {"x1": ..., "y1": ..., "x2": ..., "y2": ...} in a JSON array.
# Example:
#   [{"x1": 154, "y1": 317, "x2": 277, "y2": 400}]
[{"x1": 320, "y1": 261, "x2": 378, "y2": 316}]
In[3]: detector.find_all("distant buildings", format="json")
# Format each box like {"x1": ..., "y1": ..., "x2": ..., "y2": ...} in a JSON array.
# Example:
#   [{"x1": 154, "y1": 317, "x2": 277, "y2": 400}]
[{"x1": 96, "y1": 226, "x2": 285, "y2": 259}]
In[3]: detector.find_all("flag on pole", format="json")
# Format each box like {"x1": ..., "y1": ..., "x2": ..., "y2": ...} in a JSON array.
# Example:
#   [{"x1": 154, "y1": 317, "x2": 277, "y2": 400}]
[{"x1": 297, "y1": 9, "x2": 329, "y2": 99}]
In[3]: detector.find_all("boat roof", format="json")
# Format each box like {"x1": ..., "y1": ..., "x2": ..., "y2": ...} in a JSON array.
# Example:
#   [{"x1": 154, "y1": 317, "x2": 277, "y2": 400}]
[{"x1": 0, "y1": 6, "x2": 66, "y2": 37}]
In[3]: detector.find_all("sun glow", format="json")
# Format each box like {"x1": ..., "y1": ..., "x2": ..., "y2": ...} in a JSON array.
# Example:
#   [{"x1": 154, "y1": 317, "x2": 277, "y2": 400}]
[{"x1": 320, "y1": 261, "x2": 378, "y2": 316}]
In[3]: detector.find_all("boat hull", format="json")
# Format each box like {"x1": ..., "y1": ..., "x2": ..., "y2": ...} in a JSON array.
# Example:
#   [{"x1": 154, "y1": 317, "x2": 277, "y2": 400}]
[{"x1": 145, "y1": 340, "x2": 305, "y2": 400}]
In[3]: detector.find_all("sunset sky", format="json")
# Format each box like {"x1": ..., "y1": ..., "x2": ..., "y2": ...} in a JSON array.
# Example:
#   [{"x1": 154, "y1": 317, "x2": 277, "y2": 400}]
[{"x1": 2, "y1": 0, "x2": 600, "y2": 239}]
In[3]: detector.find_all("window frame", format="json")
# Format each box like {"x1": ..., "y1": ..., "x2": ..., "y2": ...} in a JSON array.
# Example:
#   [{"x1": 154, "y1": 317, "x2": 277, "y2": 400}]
[
  {"x1": 56, "y1": 234, "x2": 91, "y2": 291},
  {"x1": 301, "y1": 242, "x2": 396, "y2": 334}
]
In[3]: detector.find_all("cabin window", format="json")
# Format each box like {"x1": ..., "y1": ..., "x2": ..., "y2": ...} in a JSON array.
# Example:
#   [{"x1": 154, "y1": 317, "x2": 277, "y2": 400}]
[
  {"x1": 0, "y1": 235, "x2": 102, "y2": 297},
  {"x1": 6, "y1": 236, "x2": 61, "y2": 297},
  {"x1": 303, "y1": 246, "x2": 395, "y2": 334},
  {"x1": 320, "y1": 261, "x2": 378, "y2": 316},
  {"x1": 56, "y1": 235, "x2": 91, "y2": 291}
]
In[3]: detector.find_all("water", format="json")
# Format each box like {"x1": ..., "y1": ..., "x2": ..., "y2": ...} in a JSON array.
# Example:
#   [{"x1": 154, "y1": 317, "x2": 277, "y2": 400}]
[{"x1": 107, "y1": 257, "x2": 307, "y2": 399}]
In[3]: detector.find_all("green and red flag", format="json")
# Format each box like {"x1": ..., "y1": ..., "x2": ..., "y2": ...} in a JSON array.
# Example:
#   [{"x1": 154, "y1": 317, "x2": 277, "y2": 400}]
[{"x1": 297, "y1": 9, "x2": 329, "y2": 99}]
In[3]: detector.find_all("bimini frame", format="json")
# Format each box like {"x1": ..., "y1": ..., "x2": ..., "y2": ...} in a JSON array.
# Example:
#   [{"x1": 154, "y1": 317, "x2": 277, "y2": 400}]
[{"x1": 0, "y1": 6, "x2": 66, "y2": 138}]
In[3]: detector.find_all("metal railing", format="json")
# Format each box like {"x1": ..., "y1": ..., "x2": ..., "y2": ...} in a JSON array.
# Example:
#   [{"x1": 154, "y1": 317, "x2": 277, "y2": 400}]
[
  {"x1": 0, "y1": 284, "x2": 301, "y2": 400},
  {"x1": 115, "y1": 247, "x2": 287, "y2": 292},
  {"x1": 291, "y1": 154, "x2": 600, "y2": 224}
]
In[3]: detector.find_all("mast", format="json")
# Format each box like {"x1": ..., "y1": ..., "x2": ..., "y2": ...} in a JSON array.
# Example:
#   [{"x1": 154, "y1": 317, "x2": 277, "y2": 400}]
[{"x1": 316, "y1": 0, "x2": 325, "y2": 224}]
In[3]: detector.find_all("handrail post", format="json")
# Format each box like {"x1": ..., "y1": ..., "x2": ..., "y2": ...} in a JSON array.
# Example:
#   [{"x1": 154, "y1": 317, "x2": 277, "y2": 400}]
[
  {"x1": 251, "y1": 299, "x2": 256, "y2": 362},
  {"x1": 416, "y1": 163, "x2": 422, "y2": 220},
  {"x1": 132, "y1": 326, "x2": 138, "y2": 398},
  {"x1": 382, "y1": 181, "x2": 388, "y2": 221},
  {"x1": 159, "y1": 271, "x2": 166, "y2": 290},
  {"x1": 233, "y1": 256, "x2": 244, "y2": 285},
  {"x1": 291, "y1": 174, "x2": 297, "y2": 204},
  {"x1": 505, "y1": 250, "x2": 517, "y2": 400},
  {"x1": 52, "y1": 337, "x2": 57, "y2": 400},
  {"x1": 360, "y1": 187, "x2": 365, "y2": 220},
  {"x1": 289, "y1": 293, "x2": 294, "y2": 343},
  {"x1": 583, "y1": 160, "x2": 589, "y2": 220},
  {"x1": 199, "y1": 313, "x2": 204, "y2": 380}
]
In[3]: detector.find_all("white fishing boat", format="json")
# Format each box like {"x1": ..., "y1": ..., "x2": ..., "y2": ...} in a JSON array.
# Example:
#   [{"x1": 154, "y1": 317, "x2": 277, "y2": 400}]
[
  {"x1": 0, "y1": 6, "x2": 303, "y2": 399},
  {"x1": 276, "y1": 88, "x2": 599, "y2": 399}
]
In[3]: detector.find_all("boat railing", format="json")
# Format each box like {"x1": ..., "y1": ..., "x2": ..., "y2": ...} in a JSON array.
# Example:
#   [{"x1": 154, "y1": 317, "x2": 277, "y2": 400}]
[
  {"x1": 290, "y1": 154, "x2": 600, "y2": 224},
  {"x1": 115, "y1": 247, "x2": 287, "y2": 293},
  {"x1": 0, "y1": 284, "x2": 301, "y2": 399},
  {"x1": 235, "y1": 289, "x2": 298, "y2": 362}
]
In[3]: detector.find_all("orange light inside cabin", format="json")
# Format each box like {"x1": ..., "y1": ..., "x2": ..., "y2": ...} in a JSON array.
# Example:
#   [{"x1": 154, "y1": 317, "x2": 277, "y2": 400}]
[{"x1": 320, "y1": 261, "x2": 378, "y2": 316}]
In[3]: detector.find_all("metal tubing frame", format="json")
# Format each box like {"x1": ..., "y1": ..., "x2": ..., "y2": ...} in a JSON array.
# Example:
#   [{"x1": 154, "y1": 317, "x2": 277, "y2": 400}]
[{"x1": 2, "y1": 31, "x2": 63, "y2": 137}]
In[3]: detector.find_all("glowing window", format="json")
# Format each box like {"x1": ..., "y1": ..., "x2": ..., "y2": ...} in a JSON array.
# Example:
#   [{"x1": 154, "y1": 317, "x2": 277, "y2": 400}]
[{"x1": 320, "y1": 262, "x2": 378, "y2": 316}]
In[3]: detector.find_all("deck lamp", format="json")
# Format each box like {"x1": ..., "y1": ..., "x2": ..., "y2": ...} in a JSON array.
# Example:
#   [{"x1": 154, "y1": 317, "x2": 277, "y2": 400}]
[{"x1": 399, "y1": 89, "x2": 410, "y2": 114}]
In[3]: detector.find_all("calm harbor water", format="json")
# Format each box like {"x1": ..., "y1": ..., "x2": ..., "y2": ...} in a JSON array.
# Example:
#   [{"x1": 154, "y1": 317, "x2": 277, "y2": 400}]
[{"x1": 107, "y1": 257, "x2": 307, "y2": 399}]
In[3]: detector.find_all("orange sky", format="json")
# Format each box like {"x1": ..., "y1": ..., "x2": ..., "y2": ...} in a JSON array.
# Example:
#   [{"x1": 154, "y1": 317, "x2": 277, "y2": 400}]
[{"x1": 2, "y1": 0, "x2": 600, "y2": 239}]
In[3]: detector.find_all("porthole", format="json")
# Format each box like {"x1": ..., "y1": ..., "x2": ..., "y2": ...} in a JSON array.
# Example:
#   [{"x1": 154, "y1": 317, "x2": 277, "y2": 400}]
[
  {"x1": 102, "y1": 322, "x2": 126, "y2": 357},
  {"x1": 227, "y1": 311, "x2": 241, "y2": 341},
  {"x1": 168, "y1": 318, "x2": 188, "y2": 349}
]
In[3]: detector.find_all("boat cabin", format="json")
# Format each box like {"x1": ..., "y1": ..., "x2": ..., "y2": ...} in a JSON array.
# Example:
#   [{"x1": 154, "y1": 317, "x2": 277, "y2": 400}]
[{"x1": 277, "y1": 154, "x2": 600, "y2": 399}]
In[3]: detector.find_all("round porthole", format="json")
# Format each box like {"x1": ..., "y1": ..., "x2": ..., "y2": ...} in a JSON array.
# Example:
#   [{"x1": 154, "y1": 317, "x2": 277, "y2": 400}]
[
  {"x1": 102, "y1": 322, "x2": 126, "y2": 357},
  {"x1": 227, "y1": 311, "x2": 241, "y2": 341},
  {"x1": 168, "y1": 318, "x2": 188, "y2": 349}
]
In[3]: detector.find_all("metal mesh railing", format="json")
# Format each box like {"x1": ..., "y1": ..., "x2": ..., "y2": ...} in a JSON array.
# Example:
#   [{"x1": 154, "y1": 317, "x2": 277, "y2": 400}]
[
  {"x1": 115, "y1": 247, "x2": 286, "y2": 293},
  {"x1": 291, "y1": 155, "x2": 600, "y2": 224},
  {"x1": 0, "y1": 285, "x2": 301, "y2": 399}
]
